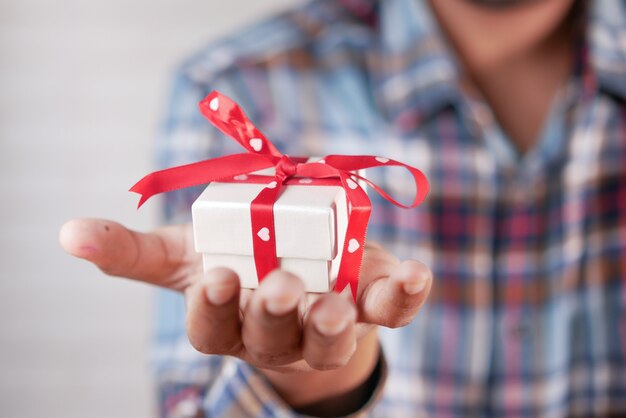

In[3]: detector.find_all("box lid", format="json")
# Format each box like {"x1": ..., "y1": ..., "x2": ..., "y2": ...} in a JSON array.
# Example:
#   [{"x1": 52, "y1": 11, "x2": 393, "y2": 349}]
[{"x1": 192, "y1": 169, "x2": 348, "y2": 261}]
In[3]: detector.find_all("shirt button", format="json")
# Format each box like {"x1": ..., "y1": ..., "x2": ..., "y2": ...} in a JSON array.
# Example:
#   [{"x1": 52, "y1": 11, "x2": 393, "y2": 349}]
[
  {"x1": 508, "y1": 179, "x2": 527, "y2": 205},
  {"x1": 502, "y1": 313, "x2": 532, "y2": 340},
  {"x1": 508, "y1": 321, "x2": 531, "y2": 339}
]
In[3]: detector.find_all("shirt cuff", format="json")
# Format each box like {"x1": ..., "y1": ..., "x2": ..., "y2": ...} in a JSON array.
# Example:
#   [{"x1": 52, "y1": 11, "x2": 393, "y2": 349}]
[
  {"x1": 192, "y1": 349, "x2": 387, "y2": 418},
  {"x1": 292, "y1": 346, "x2": 388, "y2": 417}
]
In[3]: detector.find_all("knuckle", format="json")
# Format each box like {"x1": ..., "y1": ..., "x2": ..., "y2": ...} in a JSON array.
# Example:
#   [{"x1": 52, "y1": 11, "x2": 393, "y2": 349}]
[
  {"x1": 188, "y1": 337, "x2": 213, "y2": 354},
  {"x1": 370, "y1": 302, "x2": 414, "y2": 328},
  {"x1": 304, "y1": 338, "x2": 355, "y2": 370},
  {"x1": 97, "y1": 262, "x2": 121, "y2": 277},
  {"x1": 310, "y1": 335, "x2": 342, "y2": 349},
  {"x1": 188, "y1": 337, "x2": 242, "y2": 356},
  {"x1": 185, "y1": 317, "x2": 241, "y2": 355},
  {"x1": 382, "y1": 309, "x2": 416, "y2": 328},
  {"x1": 306, "y1": 359, "x2": 346, "y2": 371},
  {"x1": 395, "y1": 294, "x2": 420, "y2": 311},
  {"x1": 248, "y1": 349, "x2": 300, "y2": 367},
  {"x1": 385, "y1": 315, "x2": 413, "y2": 329}
]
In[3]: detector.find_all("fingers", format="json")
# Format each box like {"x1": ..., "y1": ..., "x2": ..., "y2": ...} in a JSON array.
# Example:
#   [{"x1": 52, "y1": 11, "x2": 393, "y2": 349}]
[
  {"x1": 241, "y1": 270, "x2": 306, "y2": 367},
  {"x1": 185, "y1": 268, "x2": 243, "y2": 355},
  {"x1": 302, "y1": 294, "x2": 357, "y2": 370},
  {"x1": 359, "y1": 259, "x2": 432, "y2": 328},
  {"x1": 59, "y1": 218, "x2": 198, "y2": 291},
  {"x1": 186, "y1": 269, "x2": 361, "y2": 371}
]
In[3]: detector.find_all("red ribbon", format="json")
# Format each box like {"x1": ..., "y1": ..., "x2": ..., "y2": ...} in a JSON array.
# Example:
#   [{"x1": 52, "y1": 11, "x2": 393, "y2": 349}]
[{"x1": 130, "y1": 91, "x2": 429, "y2": 301}]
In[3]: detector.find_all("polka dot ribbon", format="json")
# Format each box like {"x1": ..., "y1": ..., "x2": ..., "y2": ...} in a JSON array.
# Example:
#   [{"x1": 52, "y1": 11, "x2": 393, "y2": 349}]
[{"x1": 130, "y1": 91, "x2": 429, "y2": 301}]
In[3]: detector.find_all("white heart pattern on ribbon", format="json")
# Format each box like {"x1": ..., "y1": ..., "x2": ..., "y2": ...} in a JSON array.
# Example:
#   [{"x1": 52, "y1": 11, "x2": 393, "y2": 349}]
[
  {"x1": 209, "y1": 97, "x2": 219, "y2": 111},
  {"x1": 249, "y1": 138, "x2": 263, "y2": 152},
  {"x1": 375, "y1": 157, "x2": 389, "y2": 164},
  {"x1": 266, "y1": 181, "x2": 277, "y2": 189},
  {"x1": 346, "y1": 178, "x2": 358, "y2": 190},
  {"x1": 299, "y1": 178, "x2": 313, "y2": 184},
  {"x1": 234, "y1": 174, "x2": 248, "y2": 181},
  {"x1": 348, "y1": 238, "x2": 360, "y2": 253},
  {"x1": 257, "y1": 227, "x2": 270, "y2": 242}
]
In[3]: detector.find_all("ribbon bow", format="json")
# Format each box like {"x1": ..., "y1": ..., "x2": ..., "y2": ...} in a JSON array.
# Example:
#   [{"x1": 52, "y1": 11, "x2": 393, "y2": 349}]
[{"x1": 131, "y1": 91, "x2": 429, "y2": 301}]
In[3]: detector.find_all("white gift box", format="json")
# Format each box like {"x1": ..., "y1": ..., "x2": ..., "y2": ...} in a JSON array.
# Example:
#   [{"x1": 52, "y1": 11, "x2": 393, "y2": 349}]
[{"x1": 191, "y1": 162, "x2": 353, "y2": 293}]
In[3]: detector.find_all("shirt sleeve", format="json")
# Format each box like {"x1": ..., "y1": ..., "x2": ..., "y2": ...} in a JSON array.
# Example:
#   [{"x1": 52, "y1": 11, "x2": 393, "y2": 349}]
[{"x1": 155, "y1": 348, "x2": 387, "y2": 418}]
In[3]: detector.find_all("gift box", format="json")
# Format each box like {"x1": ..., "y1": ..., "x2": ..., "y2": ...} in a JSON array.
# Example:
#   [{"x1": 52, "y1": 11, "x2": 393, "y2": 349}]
[
  {"x1": 131, "y1": 91, "x2": 429, "y2": 300},
  {"x1": 192, "y1": 160, "x2": 350, "y2": 292}
]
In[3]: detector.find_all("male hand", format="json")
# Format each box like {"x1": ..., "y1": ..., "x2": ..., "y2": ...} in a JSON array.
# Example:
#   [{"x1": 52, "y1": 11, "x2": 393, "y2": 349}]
[{"x1": 59, "y1": 218, "x2": 432, "y2": 406}]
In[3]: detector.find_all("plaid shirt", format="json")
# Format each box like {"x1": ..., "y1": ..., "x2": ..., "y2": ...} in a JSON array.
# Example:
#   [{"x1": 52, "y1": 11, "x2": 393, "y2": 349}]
[{"x1": 153, "y1": 0, "x2": 626, "y2": 417}]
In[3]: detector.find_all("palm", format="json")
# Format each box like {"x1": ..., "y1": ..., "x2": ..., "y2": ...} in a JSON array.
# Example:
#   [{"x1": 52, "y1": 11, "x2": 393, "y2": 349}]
[{"x1": 60, "y1": 218, "x2": 432, "y2": 373}]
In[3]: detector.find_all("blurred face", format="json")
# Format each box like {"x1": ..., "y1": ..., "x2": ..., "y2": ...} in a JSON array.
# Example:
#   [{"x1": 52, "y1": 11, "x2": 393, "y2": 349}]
[
  {"x1": 466, "y1": 0, "x2": 537, "y2": 5},
  {"x1": 430, "y1": 0, "x2": 577, "y2": 74}
]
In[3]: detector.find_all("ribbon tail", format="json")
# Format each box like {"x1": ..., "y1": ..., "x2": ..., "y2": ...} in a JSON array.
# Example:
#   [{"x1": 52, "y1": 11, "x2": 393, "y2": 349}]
[
  {"x1": 348, "y1": 280, "x2": 359, "y2": 303},
  {"x1": 134, "y1": 193, "x2": 150, "y2": 209},
  {"x1": 130, "y1": 153, "x2": 274, "y2": 208},
  {"x1": 129, "y1": 173, "x2": 164, "y2": 209},
  {"x1": 333, "y1": 273, "x2": 360, "y2": 303},
  {"x1": 333, "y1": 177, "x2": 371, "y2": 302}
]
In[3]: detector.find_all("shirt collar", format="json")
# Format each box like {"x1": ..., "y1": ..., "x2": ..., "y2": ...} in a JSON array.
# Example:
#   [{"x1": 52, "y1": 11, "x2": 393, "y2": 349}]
[
  {"x1": 362, "y1": 0, "x2": 460, "y2": 132},
  {"x1": 589, "y1": 0, "x2": 626, "y2": 99},
  {"x1": 292, "y1": 0, "x2": 460, "y2": 134},
  {"x1": 344, "y1": 0, "x2": 626, "y2": 133}
]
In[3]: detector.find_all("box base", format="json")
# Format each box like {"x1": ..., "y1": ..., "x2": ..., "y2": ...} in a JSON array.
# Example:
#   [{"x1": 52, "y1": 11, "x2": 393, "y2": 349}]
[{"x1": 202, "y1": 254, "x2": 337, "y2": 293}]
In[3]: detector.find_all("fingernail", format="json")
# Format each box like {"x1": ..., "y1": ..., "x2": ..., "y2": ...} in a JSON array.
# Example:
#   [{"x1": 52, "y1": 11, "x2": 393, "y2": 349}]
[
  {"x1": 315, "y1": 316, "x2": 351, "y2": 337},
  {"x1": 403, "y1": 277, "x2": 427, "y2": 295},
  {"x1": 265, "y1": 292, "x2": 300, "y2": 316},
  {"x1": 206, "y1": 284, "x2": 234, "y2": 305}
]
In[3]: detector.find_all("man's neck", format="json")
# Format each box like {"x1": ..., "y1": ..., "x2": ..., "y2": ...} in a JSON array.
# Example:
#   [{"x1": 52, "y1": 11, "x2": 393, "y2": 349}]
[{"x1": 430, "y1": 0, "x2": 578, "y2": 154}]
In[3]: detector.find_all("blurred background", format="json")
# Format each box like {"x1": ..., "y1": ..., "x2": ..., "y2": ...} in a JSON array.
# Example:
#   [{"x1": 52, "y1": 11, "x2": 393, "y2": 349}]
[{"x1": 0, "y1": 1, "x2": 295, "y2": 417}]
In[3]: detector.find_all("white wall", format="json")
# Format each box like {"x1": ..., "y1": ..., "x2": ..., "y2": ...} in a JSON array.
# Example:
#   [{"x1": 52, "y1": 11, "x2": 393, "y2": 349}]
[{"x1": 0, "y1": 1, "x2": 296, "y2": 417}]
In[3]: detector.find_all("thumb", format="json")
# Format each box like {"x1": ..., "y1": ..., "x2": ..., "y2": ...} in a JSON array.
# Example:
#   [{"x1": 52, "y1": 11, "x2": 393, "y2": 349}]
[{"x1": 59, "y1": 218, "x2": 197, "y2": 291}]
